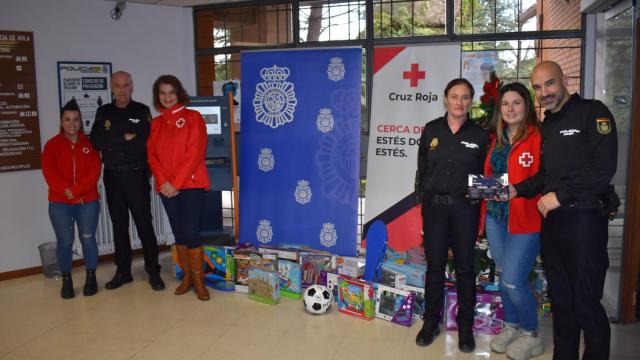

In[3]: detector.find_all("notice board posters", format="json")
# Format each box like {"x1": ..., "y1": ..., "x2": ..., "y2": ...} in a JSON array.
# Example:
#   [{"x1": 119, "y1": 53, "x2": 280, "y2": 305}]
[
  {"x1": 57, "y1": 62, "x2": 112, "y2": 133},
  {"x1": 0, "y1": 30, "x2": 41, "y2": 173}
]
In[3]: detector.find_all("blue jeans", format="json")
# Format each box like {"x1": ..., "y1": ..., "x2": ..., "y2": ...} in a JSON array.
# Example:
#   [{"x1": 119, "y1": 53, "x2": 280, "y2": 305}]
[
  {"x1": 485, "y1": 214, "x2": 540, "y2": 332},
  {"x1": 48, "y1": 201, "x2": 100, "y2": 273},
  {"x1": 161, "y1": 189, "x2": 205, "y2": 249}
]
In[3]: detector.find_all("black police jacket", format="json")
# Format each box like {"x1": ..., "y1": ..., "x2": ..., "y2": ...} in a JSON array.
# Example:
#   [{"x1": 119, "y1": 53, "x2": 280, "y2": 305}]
[
  {"x1": 514, "y1": 94, "x2": 617, "y2": 207},
  {"x1": 89, "y1": 100, "x2": 152, "y2": 167}
]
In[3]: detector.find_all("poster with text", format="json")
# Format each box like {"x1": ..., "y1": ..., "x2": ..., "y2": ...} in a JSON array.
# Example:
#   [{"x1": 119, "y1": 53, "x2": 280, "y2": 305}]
[
  {"x1": 0, "y1": 30, "x2": 41, "y2": 172},
  {"x1": 461, "y1": 51, "x2": 498, "y2": 101},
  {"x1": 57, "y1": 62, "x2": 112, "y2": 133},
  {"x1": 363, "y1": 44, "x2": 460, "y2": 259}
]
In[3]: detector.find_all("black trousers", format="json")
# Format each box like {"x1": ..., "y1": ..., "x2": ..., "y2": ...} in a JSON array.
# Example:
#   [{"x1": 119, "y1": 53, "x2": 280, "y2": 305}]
[
  {"x1": 542, "y1": 208, "x2": 610, "y2": 360},
  {"x1": 103, "y1": 167, "x2": 159, "y2": 273},
  {"x1": 422, "y1": 200, "x2": 479, "y2": 326}
]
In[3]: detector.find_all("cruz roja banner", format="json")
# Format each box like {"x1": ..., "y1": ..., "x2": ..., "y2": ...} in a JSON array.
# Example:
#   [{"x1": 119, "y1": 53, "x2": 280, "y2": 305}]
[
  {"x1": 240, "y1": 47, "x2": 362, "y2": 256},
  {"x1": 363, "y1": 44, "x2": 461, "y2": 259}
]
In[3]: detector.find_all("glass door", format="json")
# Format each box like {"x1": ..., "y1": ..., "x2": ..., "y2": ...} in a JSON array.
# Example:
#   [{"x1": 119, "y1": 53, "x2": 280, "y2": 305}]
[{"x1": 595, "y1": 1, "x2": 634, "y2": 320}]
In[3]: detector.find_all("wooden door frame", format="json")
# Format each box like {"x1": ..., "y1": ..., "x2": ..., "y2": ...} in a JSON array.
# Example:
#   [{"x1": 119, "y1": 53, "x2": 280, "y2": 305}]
[{"x1": 619, "y1": 8, "x2": 640, "y2": 324}]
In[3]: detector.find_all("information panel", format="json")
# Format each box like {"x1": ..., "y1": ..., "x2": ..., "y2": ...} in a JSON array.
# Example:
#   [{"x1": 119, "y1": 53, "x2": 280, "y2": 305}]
[
  {"x1": 57, "y1": 61, "x2": 112, "y2": 133},
  {"x1": 0, "y1": 30, "x2": 41, "y2": 173}
]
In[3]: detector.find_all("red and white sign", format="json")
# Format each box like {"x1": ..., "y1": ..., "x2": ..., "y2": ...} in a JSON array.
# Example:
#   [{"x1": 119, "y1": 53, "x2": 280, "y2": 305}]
[{"x1": 365, "y1": 44, "x2": 461, "y2": 223}]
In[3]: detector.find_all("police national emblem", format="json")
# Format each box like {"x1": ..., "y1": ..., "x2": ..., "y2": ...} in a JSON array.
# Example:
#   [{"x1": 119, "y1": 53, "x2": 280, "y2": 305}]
[
  {"x1": 596, "y1": 118, "x2": 611, "y2": 134},
  {"x1": 253, "y1": 65, "x2": 297, "y2": 129},
  {"x1": 316, "y1": 108, "x2": 334, "y2": 133},
  {"x1": 319, "y1": 223, "x2": 337, "y2": 248},
  {"x1": 258, "y1": 148, "x2": 275, "y2": 172},
  {"x1": 104, "y1": 119, "x2": 111, "y2": 130},
  {"x1": 327, "y1": 57, "x2": 345, "y2": 82},
  {"x1": 295, "y1": 180, "x2": 312, "y2": 204},
  {"x1": 429, "y1": 138, "x2": 438, "y2": 149},
  {"x1": 256, "y1": 220, "x2": 273, "y2": 244}
]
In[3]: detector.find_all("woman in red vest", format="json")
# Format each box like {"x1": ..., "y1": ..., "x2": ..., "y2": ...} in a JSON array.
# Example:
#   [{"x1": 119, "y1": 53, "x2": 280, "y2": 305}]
[
  {"x1": 41, "y1": 100, "x2": 102, "y2": 299},
  {"x1": 481, "y1": 82, "x2": 543, "y2": 359},
  {"x1": 147, "y1": 75, "x2": 211, "y2": 301}
]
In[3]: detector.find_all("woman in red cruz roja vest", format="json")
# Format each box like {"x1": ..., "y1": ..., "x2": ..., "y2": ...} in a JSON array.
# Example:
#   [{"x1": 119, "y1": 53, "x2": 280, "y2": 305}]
[
  {"x1": 480, "y1": 82, "x2": 544, "y2": 360},
  {"x1": 147, "y1": 74, "x2": 211, "y2": 301},
  {"x1": 41, "y1": 99, "x2": 102, "y2": 299}
]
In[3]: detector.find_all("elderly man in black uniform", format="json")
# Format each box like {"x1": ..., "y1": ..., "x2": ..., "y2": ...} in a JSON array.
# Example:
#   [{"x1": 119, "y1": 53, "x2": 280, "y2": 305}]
[
  {"x1": 90, "y1": 71, "x2": 165, "y2": 291},
  {"x1": 511, "y1": 61, "x2": 617, "y2": 360}
]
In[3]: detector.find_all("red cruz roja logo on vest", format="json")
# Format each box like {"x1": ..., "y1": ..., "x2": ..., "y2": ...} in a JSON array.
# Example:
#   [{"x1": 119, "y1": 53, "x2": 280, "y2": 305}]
[{"x1": 388, "y1": 63, "x2": 438, "y2": 103}]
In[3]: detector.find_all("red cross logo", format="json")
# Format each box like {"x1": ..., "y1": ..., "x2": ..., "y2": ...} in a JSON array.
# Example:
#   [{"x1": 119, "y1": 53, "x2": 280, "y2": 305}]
[
  {"x1": 519, "y1": 152, "x2": 534, "y2": 167},
  {"x1": 403, "y1": 63, "x2": 426, "y2": 88},
  {"x1": 176, "y1": 118, "x2": 185, "y2": 128}
]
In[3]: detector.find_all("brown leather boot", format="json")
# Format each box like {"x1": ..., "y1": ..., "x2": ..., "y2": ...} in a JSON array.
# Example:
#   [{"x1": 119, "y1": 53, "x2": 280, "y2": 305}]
[
  {"x1": 188, "y1": 247, "x2": 210, "y2": 301},
  {"x1": 174, "y1": 245, "x2": 191, "y2": 295}
]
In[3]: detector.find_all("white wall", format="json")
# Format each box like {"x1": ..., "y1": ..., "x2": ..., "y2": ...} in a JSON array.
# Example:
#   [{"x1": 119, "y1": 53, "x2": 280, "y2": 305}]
[{"x1": 0, "y1": 0, "x2": 195, "y2": 273}]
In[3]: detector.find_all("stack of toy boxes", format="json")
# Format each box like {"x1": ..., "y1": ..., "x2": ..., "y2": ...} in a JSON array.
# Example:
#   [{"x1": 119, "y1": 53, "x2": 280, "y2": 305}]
[
  {"x1": 234, "y1": 248, "x2": 275, "y2": 293},
  {"x1": 300, "y1": 250, "x2": 335, "y2": 287},
  {"x1": 258, "y1": 245, "x2": 302, "y2": 299}
]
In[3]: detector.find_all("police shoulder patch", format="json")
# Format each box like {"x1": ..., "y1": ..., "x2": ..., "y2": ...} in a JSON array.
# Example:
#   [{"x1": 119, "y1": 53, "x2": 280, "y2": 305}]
[{"x1": 596, "y1": 118, "x2": 611, "y2": 135}]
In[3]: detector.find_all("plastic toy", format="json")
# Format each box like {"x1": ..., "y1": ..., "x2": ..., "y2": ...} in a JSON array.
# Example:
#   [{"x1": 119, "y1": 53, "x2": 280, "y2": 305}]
[{"x1": 303, "y1": 284, "x2": 332, "y2": 315}]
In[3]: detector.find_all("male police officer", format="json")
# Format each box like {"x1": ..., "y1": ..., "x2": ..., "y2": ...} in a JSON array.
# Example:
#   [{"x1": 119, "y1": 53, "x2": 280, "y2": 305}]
[
  {"x1": 511, "y1": 61, "x2": 617, "y2": 359},
  {"x1": 90, "y1": 71, "x2": 165, "y2": 291}
]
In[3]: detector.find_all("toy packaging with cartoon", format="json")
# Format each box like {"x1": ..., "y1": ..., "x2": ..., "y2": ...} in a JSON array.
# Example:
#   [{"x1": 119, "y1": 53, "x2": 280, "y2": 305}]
[
  {"x1": 337, "y1": 276, "x2": 375, "y2": 320},
  {"x1": 445, "y1": 289, "x2": 505, "y2": 335}
]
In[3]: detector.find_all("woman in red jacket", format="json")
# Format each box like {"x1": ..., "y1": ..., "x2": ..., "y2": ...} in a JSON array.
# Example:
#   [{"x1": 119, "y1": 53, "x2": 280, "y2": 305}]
[
  {"x1": 482, "y1": 82, "x2": 543, "y2": 359},
  {"x1": 148, "y1": 75, "x2": 211, "y2": 301},
  {"x1": 41, "y1": 100, "x2": 102, "y2": 299}
]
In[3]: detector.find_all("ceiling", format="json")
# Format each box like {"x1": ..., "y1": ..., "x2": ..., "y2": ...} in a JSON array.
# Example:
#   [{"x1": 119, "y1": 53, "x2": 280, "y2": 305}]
[{"x1": 107, "y1": 0, "x2": 247, "y2": 7}]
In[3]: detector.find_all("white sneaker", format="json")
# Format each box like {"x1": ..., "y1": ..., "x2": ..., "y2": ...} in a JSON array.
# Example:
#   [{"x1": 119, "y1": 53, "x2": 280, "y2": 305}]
[
  {"x1": 490, "y1": 325, "x2": 522, "y2": 353},
  {"x1": 506, "y1": 332, "x2": 544, "y2": 360}
]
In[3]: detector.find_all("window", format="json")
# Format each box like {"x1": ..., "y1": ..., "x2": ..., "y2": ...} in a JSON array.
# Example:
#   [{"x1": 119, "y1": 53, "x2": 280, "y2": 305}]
[
  {"x1": 196, "y1": 4, "x2": 293, "y2": 49},
  {"x1": 455, "y1": 0, "x2": 582, "y2": 35},
  {"x1": 299, "y1": 0, "x2": 367, "y2": 42},
  {"x1": 372, "y1": 0, "x2": 446, "y2": 37}
]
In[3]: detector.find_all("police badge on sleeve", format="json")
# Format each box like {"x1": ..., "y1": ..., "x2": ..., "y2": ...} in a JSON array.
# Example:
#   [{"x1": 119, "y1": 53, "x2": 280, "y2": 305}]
[{"x1": 596, "y1": 118, "x2": 611, "y2": 134}]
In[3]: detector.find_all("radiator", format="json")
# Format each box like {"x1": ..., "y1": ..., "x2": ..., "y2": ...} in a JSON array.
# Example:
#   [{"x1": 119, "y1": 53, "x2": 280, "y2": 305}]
[{"x1": 75, "y1": 176, "x2": 174, "y2": 256}]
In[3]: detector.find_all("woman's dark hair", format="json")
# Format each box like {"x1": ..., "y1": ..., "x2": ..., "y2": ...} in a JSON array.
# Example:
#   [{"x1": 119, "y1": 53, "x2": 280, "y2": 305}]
[
  {"x1": 152, "y1": 74, "x2": 190, "y2": 110},
  {"x1": 59, "y1": 99, "x2": 83, "y2": 133},
  {"x1": 444, "y1": 78, "x2": 475, "y2": 99},
  {"x1": 491, "y1": 81, "x2": 540, "y2": 147}
]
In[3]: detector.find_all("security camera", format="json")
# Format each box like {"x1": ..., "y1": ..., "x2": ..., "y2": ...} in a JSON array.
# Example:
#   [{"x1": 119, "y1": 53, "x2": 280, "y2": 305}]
[{"x1": 110, "y1": 1, "x2": 126, "y2": 21}]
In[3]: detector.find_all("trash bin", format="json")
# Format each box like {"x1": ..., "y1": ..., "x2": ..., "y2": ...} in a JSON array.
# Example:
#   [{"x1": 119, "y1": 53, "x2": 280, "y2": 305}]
[{"x1": 39, "y1": 242, "x2": 61, "y2": 279}]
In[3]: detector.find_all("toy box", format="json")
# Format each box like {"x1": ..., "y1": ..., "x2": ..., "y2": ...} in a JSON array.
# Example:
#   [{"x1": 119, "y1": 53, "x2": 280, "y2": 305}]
[
  {"x1": 319, "y1": 271, "x2": 340, "y2": 301},
  {"x1": 468, "y1": 173, "x2": 509, "y2": 200},
  {"x1": 379, "y1": 266, "x2": 407, "y2": 289},
  {"x1": 300, "y1": 252, "x2": 335, "y2": 287},
  {"x1": 445, "y1": 288, "x2": 504, "y2": 335},
  {"x1": 202, "y1": 245, "x2": 235, "y2": 291},
  {"x1": 401, "y1": 285, "x2": 425, "y2": 320},
  {"x1": 375, "y1": 284, "x2": 415, "y2": 327},
  {"x1": 336, "y1": 256, "x2": 365, "y2": 278},
  {"x1": 234, "y1": 252, "x2": 276, "y2": 293},
  {"x1": 337, "y1": 276, "x2": 375, "y2": 320},
  {"x1": 248, "y1": 266, "x2": 280, "y2": 305},
  {"x1": 258, "y1": 245, "x2": 300, "y2": 261},
  {"x1": 380, "y1": 261, "x2": 426, "y2": 288},
  {"x1": 278, "y1": 259, "x2": 302, "y2": 299}
]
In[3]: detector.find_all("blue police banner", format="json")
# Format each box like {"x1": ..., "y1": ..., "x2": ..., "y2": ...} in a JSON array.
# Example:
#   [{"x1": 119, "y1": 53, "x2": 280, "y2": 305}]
[{"x1": 240, "y1": 48, "x2": 361, "y2": 256}]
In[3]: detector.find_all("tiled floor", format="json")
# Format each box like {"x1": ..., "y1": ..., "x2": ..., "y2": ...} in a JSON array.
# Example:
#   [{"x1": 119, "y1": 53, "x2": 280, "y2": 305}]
[{"x1": 1, "y1": 253, "x2": 639, "y2": 360}]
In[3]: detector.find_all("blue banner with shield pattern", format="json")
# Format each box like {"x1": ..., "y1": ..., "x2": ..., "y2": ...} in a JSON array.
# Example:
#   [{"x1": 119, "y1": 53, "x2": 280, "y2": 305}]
[{"x1": 240, "y1": 48, "x2": 361, "y2": 256}]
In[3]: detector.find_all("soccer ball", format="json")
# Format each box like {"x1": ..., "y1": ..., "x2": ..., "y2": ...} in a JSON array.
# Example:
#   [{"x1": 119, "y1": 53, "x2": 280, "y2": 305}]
[{"x1": 303, "y1": 284, "x2": 333, "y2": 315}]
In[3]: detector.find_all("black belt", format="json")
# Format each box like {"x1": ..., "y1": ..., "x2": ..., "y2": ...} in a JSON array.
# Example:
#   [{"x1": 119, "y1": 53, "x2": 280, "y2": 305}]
[
  {"x1": 427, "y1": 193, "x2": 467, "y2": 205},
  {"x1": 105, "y1": 162, "x2": 147, "y2": 172}
]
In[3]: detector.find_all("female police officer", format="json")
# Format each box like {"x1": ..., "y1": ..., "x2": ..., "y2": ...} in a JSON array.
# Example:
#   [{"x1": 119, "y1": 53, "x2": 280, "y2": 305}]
[{"x1": 415, "y1": 78, "x2": 489, "y2": 353}]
